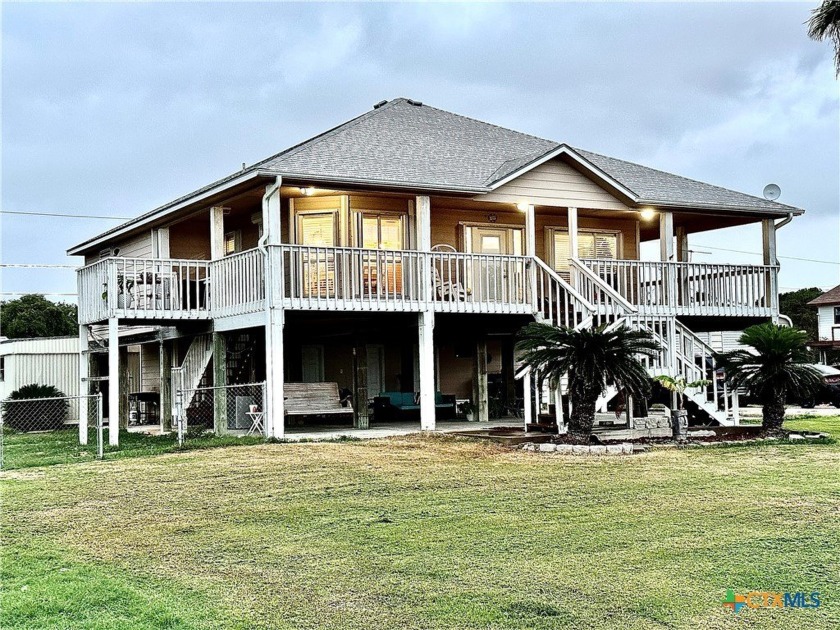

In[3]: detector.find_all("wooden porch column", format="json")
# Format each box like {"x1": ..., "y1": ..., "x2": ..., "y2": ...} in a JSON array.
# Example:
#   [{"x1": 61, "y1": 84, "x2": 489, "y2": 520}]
[
  {"x1": 212, "y1": 332, "x2": 227, "y2": 434},
  {"x1": 210, "y1": 206, "x2": 226, "y2": 260},
  {"x1": 108, "y1": 318, "x2": 120, "y2": 446},
  {"x1": 525, "y1": 204, "x2": 538, "y2": 305},
  {"x1": 474, "y1": 338, "x2": 489, "y2": 422},
  {"x1": 523, "y1": 370, "x2": 532, "y2": 430},
  {"x1": 762, "y1": 219, "x2": 780, "y2": 322},
  {"x1": 418, "y1": 311, "x2": 436, "y2": 430},
  {"x1": 78, "y1": 325, "x2": 89, "y2": 445},
  {"x1": 159, "y1": 338, "x2": 172, "y2": 432},
  {"x1": 676, "y1": 226, "x2": 688, "y2": 262},
  {"x1": 554, "y1": 386, "x2": 564, "y2": 431},
  {"x1": 660, "y1": 211, "x2": 675, "y2": 261},
  {"x1": 263, "y1": 177, "x2": 285, "y2": 438},
  {"x1": 568, "y1": 207, "x2": 579, "y2": 261}
]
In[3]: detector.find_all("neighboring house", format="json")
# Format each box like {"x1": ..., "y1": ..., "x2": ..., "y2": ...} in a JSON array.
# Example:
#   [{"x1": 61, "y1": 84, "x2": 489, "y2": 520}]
[
  {"x1": 68, "y1": 98, "x2": 803, "y2": 443},
  {"x1": 808, "y1": 285, "x2": 840, "y2": 361},
  {"x1": 0, "y1": 336, "x2": 80, "y2": 422}
]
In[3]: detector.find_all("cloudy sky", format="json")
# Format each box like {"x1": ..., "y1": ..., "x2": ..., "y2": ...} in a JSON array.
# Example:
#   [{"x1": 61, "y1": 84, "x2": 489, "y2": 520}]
[{"x1": 2, "y1": 1, "x2": 838, "y2": 302}]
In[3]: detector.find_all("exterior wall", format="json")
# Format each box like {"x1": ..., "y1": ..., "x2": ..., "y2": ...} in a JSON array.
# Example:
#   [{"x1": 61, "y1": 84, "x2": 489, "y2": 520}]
[
  {"x1": 480, "y1": 159, "x2": 630, "y2": 211},
  {"x1": 429, "y1": 204, "x2": 639, "y2": 263},
  {"x1": 139, "y1": 343, "x2": 161, "y2": 392},
  {"x1": 84, "y1": 230, "x2": 153, "y2": 265},
  {"x1": 0, "y1": 337, "x2": 80, "y2": 405},
  {"x1": 169, "y1": 214, "x2": 211, "y2": 259},
  {"x1": 817, "y1": 305, "x2": 840, "y2": 341},
  {"x1": 694, "y1": 331, "x2": 749, "y2": 353}
]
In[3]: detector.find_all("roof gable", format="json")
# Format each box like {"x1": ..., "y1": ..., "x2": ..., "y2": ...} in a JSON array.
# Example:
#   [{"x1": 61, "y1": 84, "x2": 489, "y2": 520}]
[{"x1": 808, "y1": 285, "x2": 840, "y2": 306}]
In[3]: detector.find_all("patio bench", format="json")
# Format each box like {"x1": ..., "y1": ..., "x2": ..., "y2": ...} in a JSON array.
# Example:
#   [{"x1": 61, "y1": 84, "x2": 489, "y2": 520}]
[{"x1": 284, "y1": 382, "x2": 354, "y2": 422}]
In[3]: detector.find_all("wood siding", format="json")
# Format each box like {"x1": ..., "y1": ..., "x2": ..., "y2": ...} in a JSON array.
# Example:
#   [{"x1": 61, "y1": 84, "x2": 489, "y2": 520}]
[
  {"x1": 817, "y1": 305, "x2": 840, "y2": 341},
  {"x1": 480, "y1": 159, "x2": 630, "y2": 211},
  {"x1": 84, "y1": 231, "x2": 153, "y2": 265}
]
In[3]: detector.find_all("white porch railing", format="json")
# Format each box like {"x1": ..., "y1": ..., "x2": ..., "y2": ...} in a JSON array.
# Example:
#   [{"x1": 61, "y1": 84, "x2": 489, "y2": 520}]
[
  {"x1": 280, "y1": 244, "x2": 426, "y2": 311},
  {"x1": 210, "y1": 249, "x2": 266, "y2": 317},
  {"x1": 78, "y1": 257, "x2": 212, "y2": 324},
  {"x1": 430, "y1": 251, "x2": 533, "y2": 314},
  {"x1": 577, "y1": 258, "x2": 777, "y2": 316}
]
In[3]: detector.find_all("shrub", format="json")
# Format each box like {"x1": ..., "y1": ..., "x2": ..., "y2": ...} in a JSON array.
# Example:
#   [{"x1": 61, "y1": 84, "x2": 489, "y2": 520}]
[{"x1": 2, "y1": 384, "x2": 69, "y2": 432}]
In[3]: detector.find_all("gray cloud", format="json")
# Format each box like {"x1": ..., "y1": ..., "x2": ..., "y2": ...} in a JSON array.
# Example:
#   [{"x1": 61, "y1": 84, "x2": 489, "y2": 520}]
[{"x1": 1, "y1": 2, "x2": 837, "y2": 299}]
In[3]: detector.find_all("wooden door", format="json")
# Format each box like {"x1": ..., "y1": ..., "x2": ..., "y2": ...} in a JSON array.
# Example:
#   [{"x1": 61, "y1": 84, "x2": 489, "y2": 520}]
[
  {"x1": 298, "y1": 213, "x2": 337, "y2": 298},
  {"x1": 471, "y1": 227, "x2": 514, "y2": 302}
]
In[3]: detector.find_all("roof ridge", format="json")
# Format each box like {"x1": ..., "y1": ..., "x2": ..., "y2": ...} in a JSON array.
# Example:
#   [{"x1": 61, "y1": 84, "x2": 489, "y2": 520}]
[{"x1": 573, "y1": 147, "x2": 798, "y2": 210}]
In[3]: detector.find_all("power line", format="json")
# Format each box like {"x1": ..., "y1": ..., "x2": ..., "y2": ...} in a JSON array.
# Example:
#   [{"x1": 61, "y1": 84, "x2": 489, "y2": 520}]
[
  {"x1": 0, "y1": 210, "x2": 132, "y2": 220},
  {"x1": 1, "y1": 292, "x2": 78, "y2": 297},
  {"x1": 0, "y1": 263, "x2": 77, "y2": 269},
  {"x1": 693, "y1": 243, "x2": 840, "y2": 266}
]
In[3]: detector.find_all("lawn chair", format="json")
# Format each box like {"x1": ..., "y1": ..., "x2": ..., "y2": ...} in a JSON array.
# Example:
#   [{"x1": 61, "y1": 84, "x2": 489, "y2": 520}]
[{"x1": 431, "y1": 244, "x2": 467, "y2": 302}]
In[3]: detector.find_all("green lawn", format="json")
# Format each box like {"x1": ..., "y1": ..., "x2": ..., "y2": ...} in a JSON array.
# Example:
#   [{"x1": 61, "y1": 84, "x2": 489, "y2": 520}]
[
  {"x1": 0, "y1": 429, "x2": 267, "y2": 470},
  {"x1": 1, "y1": 417, "x2": 838, "y2": 629}
]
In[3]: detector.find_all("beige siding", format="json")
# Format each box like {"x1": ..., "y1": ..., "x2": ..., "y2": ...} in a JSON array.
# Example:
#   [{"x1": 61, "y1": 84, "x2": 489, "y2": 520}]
[
  {"x1": 480, "y1": 159, "x2": 629, "y2": 211},
  {"x1": 85, "y1": 231, "x2": 153, "y2": 265},
  {"x1": 140, "y1": 343, "x2": 161, "y2": 392},
  {"x1": 429, "y1": 205, "x2": 638, "y2": 263}
]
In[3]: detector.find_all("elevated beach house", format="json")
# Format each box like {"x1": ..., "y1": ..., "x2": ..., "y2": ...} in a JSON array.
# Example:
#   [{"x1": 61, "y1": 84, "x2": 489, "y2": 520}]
[
  {"x1": 69, "y1": 98, "x2": 803, "y2": 444},
  {"x1": 809, "y1": 284, "x2": 840, "y2": 362}
]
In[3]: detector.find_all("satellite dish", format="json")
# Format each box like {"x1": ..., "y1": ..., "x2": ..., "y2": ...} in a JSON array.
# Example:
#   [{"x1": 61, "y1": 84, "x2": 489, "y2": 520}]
[{"x1": 763, "y1": 183, "x2": 781, "y2": 201}]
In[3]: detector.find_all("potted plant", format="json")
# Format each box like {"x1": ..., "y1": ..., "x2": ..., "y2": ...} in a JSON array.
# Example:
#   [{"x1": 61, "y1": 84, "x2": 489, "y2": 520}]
[
  {"x1": 653, "y1": 374, "x2": 710, "y2": 441},
  {"x1": 458, "y1": 400, "x2": 476, "y2": 422}
]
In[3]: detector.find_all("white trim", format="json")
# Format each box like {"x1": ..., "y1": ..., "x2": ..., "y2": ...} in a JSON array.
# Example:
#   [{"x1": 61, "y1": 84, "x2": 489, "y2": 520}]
[
  {"x1": 487, "y1": 144, "x2": 639, "y2": 201},
  {"x1": 68, "y1": 170, "x2": 270, "y2": 256}
]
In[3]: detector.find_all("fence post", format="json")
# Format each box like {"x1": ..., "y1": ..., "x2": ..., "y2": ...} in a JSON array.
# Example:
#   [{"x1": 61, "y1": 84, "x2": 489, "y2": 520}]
[
  {"x1": 97, "y1": 392, "x2": 104, "y2": 460},
  {"x1": 261, "y1": 382, "x2": 267, "y2": 439},
  {"x1": 175, "y1": 390, "x2": 184, "y2": 448}
]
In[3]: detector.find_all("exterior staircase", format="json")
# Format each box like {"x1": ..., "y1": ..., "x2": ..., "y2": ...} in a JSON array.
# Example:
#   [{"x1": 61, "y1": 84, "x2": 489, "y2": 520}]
[
  {"x1": 171, "y1": 334, "x2": 213, "y2": 409},
  {"x1": 523, "y1": 256, "x2": 739, "y2": 426}
]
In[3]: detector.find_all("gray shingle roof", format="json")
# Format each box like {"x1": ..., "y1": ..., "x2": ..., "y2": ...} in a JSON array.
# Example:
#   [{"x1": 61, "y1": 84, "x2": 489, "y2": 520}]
[
  {"x1": 69, "y1": 97, "x2": 803, "y2": 254},
  {"x1": 573, "y1": 148, "x2": 802, "y2": 214},
  {"x1": 255, "y1": 98, "x2": 557, "y2": 191}
]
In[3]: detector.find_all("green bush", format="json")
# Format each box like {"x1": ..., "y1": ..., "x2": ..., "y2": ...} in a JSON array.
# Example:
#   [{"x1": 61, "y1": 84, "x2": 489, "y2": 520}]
[{"x1": 2, "y1": 384, "x2": 69, "y2": 432}]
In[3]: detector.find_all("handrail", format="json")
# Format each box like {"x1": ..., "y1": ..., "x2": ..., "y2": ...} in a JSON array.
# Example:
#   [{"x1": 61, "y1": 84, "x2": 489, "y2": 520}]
[
  {"x1": 532, "y1": 257, "x2": 594, "y2": 310},
  {"x1": 569, "y1": 259, "x2": 637, "y2": 313}
]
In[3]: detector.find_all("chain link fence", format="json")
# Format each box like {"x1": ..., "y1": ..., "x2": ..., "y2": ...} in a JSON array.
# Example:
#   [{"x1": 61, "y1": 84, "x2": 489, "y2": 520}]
[
  {"x1": 176, "y1": 382, "x2": 266, "y2": 442},
  {"x1": 0, "y1": 394, "x2": 103, "y2": 470}
]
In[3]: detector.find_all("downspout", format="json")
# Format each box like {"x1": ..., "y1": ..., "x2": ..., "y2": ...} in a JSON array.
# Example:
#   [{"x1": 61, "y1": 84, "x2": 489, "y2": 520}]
[
  {"x1": 771, "y1": 213, "x2": 794, "y2": 324},
  {"x1": 259, "y1": 176, "x2": 283, "y2": 325}
]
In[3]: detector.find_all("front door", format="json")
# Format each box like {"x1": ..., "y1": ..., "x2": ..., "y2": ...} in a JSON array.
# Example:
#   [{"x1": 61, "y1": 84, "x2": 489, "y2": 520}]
[{"x1": 470, "y1": 227, "x2": 520, "y2": 302}]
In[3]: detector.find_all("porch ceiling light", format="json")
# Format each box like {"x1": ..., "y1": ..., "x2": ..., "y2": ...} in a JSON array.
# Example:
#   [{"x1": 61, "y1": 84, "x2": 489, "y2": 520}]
[
  {"x1": 640, "y1": 207, "x2": 656, "y2": 221},
  {"x1": 516, "y1": 201, "x2": 529, "y2": 212},
  {"x1": 299, "y1": 187, "x2": 315, "y2": 196}
]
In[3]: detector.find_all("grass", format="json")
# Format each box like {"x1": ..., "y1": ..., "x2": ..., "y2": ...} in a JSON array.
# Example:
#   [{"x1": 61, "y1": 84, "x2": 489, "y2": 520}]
[
  {"x1": 1, "y1": 417, "x2": 839, "y2": 629},
  {"x1": 0, "y1": 429, "x2": 267, "y2": 470}
]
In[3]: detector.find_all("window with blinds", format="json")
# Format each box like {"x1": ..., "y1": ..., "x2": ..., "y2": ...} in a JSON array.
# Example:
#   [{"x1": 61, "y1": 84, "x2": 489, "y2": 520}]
[
  {"x1": 224, "y1": 230, "x2": 241, "y2": 256},
  {"x1": 553, "y1": 231, "x2": 618, "y2": 272},
  {"x1": 359, "y1": 213, "x2": 404, "y2": 250},
  {"x1": 298, "y1": 212, "x2": 337, "y2": 246}
]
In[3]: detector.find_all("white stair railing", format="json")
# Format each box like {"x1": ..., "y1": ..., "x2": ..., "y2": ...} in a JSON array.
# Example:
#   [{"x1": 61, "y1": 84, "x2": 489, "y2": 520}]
[
  {"x1": 569, "y1": 259, "x2": 637, "y2": 326},
  {"x1": 170, "y1": 334, "x2": 213, "y2": 409},
  {"x1": 532, "y1": 257, "x2": 595, "y2": 329}
]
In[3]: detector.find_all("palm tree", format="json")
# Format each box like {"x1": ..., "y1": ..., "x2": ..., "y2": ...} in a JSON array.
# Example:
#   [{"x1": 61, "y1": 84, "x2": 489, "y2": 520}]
[
  {"x1": 715, "y1": 323, "x2": 822, "y2": 436},
  {"x1": 517, "y1": 323, "x2": 659, "y2": 442},
  {"x1": 808, "y1": 0, "x2": 840, "y2": 76}
]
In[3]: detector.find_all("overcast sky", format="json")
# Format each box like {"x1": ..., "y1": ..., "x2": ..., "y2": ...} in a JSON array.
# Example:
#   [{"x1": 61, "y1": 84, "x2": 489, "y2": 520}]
[{"x1": 2, "y1": 1, "x2": 838, "y2": 302}]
